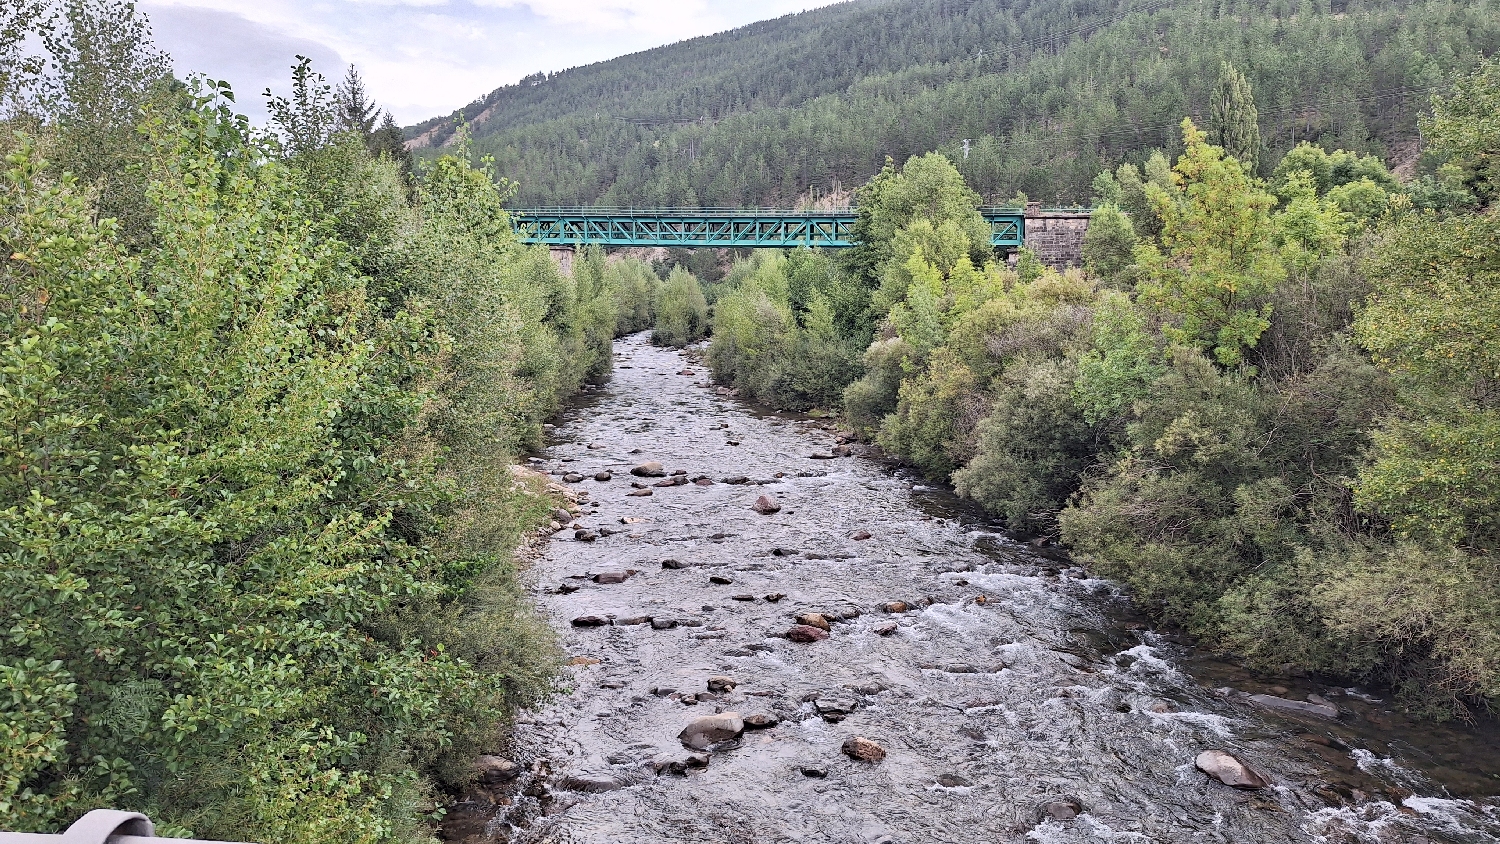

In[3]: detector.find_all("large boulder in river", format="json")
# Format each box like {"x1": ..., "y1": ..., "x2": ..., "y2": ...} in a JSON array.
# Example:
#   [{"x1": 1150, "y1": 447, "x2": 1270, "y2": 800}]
[
  {"x1": 631, "y1": 461, "x2": 666, "y2": 477},
  {"x1": 1195, "y1": 750, "x2": 1271, "y2": 789},
  {"x1": 475, "y1": 755, "x2": 521, "y2": 786},
  {"x1": 678, "y1": 713, "x2": 745, "y2": 750},
  {"x1": 752, "y1": 494, "x2": 782, "y2": 515}
]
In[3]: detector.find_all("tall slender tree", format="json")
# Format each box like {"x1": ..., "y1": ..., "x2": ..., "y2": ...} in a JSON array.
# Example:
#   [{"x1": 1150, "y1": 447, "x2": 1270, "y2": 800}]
[
  {"x1": 335, "y1": 63, "x2": 378, "y2": 138},
  {"x1": 1209, "y1": 61, "x2": 1263, "y2": 172}
]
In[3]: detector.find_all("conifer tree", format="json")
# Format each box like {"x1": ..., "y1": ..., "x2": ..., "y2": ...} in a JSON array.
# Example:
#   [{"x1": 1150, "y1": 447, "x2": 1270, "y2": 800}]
[
  {"x1": 1209, "y1": 61, "x2": 1262, "y2": 172},
  {"x1": 335, "y1": 63, "x2": 379, "y2": 138}
]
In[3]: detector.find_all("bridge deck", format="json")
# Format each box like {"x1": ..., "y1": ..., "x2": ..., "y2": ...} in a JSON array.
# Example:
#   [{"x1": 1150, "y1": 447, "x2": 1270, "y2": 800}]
[{"x1": 509, "y1": 208, "x2": 1049, "y2": 249}]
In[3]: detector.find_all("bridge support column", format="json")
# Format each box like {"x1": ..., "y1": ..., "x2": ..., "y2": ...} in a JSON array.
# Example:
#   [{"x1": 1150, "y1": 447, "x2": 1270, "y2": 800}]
[
  {"x1": 1021, "y1": 203, "x2": 1091, "y2": 269},
  {"x1": 548, "y1": 246, "x2": 575, "y2": 275}
]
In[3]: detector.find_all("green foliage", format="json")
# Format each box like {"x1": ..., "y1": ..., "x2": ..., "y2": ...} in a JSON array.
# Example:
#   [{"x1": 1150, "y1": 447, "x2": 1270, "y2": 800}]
[
  {"x1": 1355, "y1": 211, "x2": 1500, "y2": 551},
  {"x1": 1209, "y1": 62, "x2": 1262, "y2": 171},
  {"x1": 1423, "y1": 57, "x2": 1500, "y2": 205},
  {"x1": 0, "y1": 38, "x2": 601, "y2": 837},
  {"x1": 708, "y1": 250, "x2": 868, "y2": 410},
  {"x1": 651, "y1": 266, "x2": 708, "y2": 347},
  {"x1": 848, "y1": 153, "x2": 990, "y2": 286},
  {"x1": 953, "y1": 357, "x2": 1099, "y2": 534},
  {"x1": 605, "y1": 254, "x2": 661, "y2": 335},
  {"x1": 1134, "y1": 120, "x2": 1283, "y2": 369},
  {"x1": 1081, "y1": 204, "x2": 1136, "y2": 285}
]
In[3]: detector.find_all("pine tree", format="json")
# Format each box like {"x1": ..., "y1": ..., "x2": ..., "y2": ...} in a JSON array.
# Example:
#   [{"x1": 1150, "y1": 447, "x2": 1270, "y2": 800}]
[
  {"x1": 372, "y1": 110, "x2": 415, "y2": 178},
  {"x1": 1209, "y1": 61, "x2": 1262, "y2": 172},
  {"x1": 335, "y1": 63, "x2": 378, "y2": 138}
]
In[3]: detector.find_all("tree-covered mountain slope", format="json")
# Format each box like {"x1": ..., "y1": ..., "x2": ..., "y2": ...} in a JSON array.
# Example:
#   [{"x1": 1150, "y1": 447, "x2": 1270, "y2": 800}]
[{"x1": 407, "y1": 0, "x2": 1500, "y2": 207}]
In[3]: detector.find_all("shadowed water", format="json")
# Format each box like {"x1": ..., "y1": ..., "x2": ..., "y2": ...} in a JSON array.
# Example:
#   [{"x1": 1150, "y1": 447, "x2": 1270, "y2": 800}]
[{"x1": 491, "y1": 335, "x2": 1500, "y2": 844}]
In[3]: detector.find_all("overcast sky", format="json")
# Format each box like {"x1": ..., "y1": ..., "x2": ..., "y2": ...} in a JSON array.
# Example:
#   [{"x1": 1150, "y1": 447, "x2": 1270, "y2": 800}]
[{"x1": 140, "y1": 1, "x2": 844, "y2": 127}]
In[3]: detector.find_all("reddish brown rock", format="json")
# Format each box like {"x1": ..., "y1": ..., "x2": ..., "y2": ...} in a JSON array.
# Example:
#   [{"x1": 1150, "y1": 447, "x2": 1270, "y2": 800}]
[
  {"x1": 841, "y1": 736, "x2": 886, "y2": 762},
  {"x1": 752, "y1": 494, "x2": 782, "y2": 515},
  {"x1": 796, "y1": 613, "x2": 831, "y2": 632},
  {"x1": 786, "y1": 625, "x2": 829, "y2": 643}
]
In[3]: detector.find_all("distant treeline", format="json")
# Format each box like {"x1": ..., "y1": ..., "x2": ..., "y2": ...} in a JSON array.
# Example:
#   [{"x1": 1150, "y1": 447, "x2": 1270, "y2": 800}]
[{"x1": 409, "y1": 0, "x2": 1500, "y2": 208}]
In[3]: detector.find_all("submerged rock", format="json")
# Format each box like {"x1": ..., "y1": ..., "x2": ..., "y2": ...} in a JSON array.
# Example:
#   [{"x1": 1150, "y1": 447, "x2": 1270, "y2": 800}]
[
  {"x1": 631, "y1": 461, "x2": 666, "y2": 477},
  {"x1": 743, "y1": 713, "x2": 780, "y2": 729},
  {"x1": 936, "y1": 773, "x2": 971, "y2": 788},
  {"x1": 571, "y1": 615, "x2": 610, "y2": 627},
  {"x1": 1039, "y1": 798, "x2": 1083, "y2": 821},
  {"x1": 560, "y1": 773, "x2": 625, "y2": 793},
  {"x1": 678, "y1": 713, "x2": 745, "y2": 750},
  {"x1": 1248, "y1": 693, "x2": 1340, "y2": 720},
  {"x1": 475, "y1": 755, "x2": 522, "y2": 785},
  {"x1": 1195, "y1": 750, "x2": 1272, "y2": 789}
]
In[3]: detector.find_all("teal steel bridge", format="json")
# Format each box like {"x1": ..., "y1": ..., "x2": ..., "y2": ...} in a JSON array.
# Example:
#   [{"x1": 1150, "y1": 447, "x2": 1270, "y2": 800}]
[{"x1": 510, "y1": 208, "x2": 1045, "y2": 249}]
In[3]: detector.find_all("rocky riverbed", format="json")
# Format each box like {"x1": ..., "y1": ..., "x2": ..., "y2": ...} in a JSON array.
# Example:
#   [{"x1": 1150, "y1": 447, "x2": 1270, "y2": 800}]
[{"x1": 446, "y1": 334, "x2": 1500, "y2": 844}]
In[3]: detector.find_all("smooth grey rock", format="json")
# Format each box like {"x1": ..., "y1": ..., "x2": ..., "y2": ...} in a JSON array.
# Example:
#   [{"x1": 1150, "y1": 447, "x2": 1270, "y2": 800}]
[
  {"x1": 1195, "y1": 749, "x2": 1272, "y2": 789},
  {"x1": 678, "y1": 713, "x2": 745, "y2": 750},
  {"x1": 1248, "y1": 693, "x2": 1339, "y2": 719}
]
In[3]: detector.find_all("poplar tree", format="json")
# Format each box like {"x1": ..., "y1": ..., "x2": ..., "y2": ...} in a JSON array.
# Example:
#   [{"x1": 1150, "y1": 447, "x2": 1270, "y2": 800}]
[{"x1": 1209, "y1": 61, "x2": 1262, "y2": 172}]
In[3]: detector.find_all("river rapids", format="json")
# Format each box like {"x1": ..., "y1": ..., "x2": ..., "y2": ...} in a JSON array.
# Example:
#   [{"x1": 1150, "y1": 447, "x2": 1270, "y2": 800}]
[{"x1": 463, "y1": 335, "x2": 1500, "y2": 844}]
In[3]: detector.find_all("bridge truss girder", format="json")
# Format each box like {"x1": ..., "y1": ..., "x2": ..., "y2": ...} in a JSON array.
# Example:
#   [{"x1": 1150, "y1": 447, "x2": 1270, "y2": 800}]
[{"x1": 513, "y1": 210, "x2": 1027, "y2": 249}]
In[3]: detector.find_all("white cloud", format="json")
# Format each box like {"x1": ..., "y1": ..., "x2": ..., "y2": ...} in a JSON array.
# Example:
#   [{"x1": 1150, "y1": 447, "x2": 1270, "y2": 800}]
[{"x1": 140, "y1": 0, "x2": 842, "y2": 125}]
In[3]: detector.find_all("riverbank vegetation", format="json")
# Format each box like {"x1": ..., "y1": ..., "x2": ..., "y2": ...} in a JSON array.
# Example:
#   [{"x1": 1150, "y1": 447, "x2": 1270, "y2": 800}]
[
  {"x1": 0, "y1": 3, "x2": 634, "y2": 838},
  {"x1": 706, "y1": 62, "x2": 1500, "y2": 719}
]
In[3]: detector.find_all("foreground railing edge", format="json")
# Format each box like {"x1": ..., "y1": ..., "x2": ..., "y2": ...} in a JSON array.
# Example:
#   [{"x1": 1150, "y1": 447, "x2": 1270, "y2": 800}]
[{"x1": 0, "y1": 811, "x2": 253, "y2": 844}]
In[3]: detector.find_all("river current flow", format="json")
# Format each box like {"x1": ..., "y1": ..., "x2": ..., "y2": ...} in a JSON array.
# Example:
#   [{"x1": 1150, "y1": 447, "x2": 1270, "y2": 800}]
[{"x1": 468, "y1": 335, "x2": 1500, "y2": 844}]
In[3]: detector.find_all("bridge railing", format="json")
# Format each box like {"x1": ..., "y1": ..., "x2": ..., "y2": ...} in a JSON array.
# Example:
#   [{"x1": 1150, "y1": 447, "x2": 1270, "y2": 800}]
[
  {"x1": 505, "y1": 206, "x2": 1067, "y2": 215},
  {"x1": 0, "y1": 811, "x2": 253, "y2": 844}
]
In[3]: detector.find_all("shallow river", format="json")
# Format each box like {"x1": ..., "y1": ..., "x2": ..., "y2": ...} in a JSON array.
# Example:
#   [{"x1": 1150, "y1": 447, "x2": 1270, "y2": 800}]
[{"x1": 483, "y1": 335, "x2": 1500, "y2": 844}]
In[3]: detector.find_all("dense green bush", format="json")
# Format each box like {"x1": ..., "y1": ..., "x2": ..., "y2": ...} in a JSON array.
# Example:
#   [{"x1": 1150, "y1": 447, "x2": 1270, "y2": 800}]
[
  {"x1": 603, "y1": 252, "x2": 661, "y2": 335},
  {"x1": 0, "y1": 12, "x2": 606, "y2": 838},
  {"x1": 707, "y1": 250, "x2": 869, "y2": 410},
  {"x1": 650, "y1": 266, "x2": 708, "y2": 347},
  {"x1": 754, "y1": 65, "x2": 1500, "y2": 718}
]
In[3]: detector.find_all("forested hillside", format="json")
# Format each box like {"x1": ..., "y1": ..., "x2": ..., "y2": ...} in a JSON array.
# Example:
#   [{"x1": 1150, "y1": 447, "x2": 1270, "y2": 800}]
[{"x1": 409, "y1": 0, "x2": 1500, "y2": 207}]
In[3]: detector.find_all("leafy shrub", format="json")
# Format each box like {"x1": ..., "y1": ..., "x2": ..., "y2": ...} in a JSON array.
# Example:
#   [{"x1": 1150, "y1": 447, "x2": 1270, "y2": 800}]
[{"x1": 651, "y1": 266, "x2": 708, "y2": 347}]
